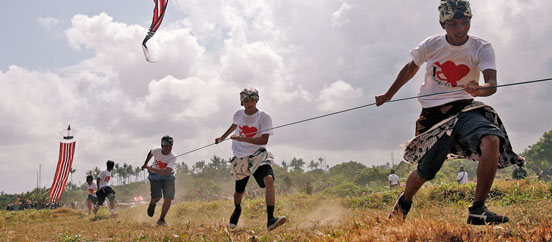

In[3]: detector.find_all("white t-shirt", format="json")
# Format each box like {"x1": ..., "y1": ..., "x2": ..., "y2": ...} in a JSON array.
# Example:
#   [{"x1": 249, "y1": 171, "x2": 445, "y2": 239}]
[
  {"x1": 231, "y1": 109, "x2": 274, "y2": 158},
  {"x1": 388, "y1": 174, "x2": 400, "y2": 185},
  {"x1": 410, "y1": 34, "x2": 496, "y2": 108},
  {"x1": 87, "y1": 182, "x2": 97, "y2": 197},
  {"x1": 457, "y1": 171, "x2": 469, "y2": 184},
  {"x1": 98, "y1": 170, "x2": 111, "y2": 188},
  {"x1": 150, "y1": 148, "x2": 176, "y2": 171}
]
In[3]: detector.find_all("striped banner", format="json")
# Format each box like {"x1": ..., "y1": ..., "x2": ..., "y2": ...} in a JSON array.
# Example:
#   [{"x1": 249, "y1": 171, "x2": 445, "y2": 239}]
[{"x1": 48, "y1": 141, "x2": 76, "y2": 203}]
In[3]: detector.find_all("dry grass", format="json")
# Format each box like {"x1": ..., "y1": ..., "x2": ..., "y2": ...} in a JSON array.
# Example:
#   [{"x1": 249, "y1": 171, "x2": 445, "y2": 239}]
[{"x1": 1, "y1": 180, "x2": 552, "y2": 241}]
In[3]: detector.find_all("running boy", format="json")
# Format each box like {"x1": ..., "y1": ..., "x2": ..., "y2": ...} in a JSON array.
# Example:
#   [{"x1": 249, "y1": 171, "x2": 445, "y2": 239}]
[
  {"x1": 85, "y1": 175, "x2": 98, "y2": 215},
  {"x1": 376, "y1": 0, "x2": 524, "y2": 225},
  {"x1": 215, "y1": 88, "x2": 286, "y2": 231},
  {"x1": 141, "y1": 135, "x2": 177, "y2": 226},
  {"x1": 95, "y1": 160, "x2": 116, "y2": 215}
]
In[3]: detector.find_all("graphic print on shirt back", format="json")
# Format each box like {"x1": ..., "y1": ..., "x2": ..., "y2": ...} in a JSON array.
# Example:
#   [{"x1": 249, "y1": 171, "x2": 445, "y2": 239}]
[
  {"x1": 432, "y1": 61, "x2": 470, "y2": 87},
  {"x1": 239, "y1": 125, "x2": 258, "y2": 138}
]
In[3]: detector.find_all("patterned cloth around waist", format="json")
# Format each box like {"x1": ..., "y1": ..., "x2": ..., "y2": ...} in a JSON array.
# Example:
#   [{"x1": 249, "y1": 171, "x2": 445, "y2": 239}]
[
  {"x1": 148, "y1": 171, "x2": 175, "y2": 181},
  {"x1": 404, "y1": 101, "x2": 525, "y2": 169},
  {"x1": 230, "y1": 148, "x2": 274, "y2": 180},
  {"x1": 416, "y1": 99, "x2": 474, "y2": 136}
]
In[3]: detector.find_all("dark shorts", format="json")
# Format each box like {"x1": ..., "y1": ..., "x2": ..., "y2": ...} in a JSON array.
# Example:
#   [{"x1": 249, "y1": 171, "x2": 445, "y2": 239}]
[
  {"x1": 96, "y1": 186, "x2": 116, "y2": 206},
  {"x1": 235, "y1": 165, "x2": 275, "y2": 193},
  {"x1": 150, "y1": 179, "x2": 175, "y2": 200},
  {"x1": 87, "y1": 194, "x2": 98, "y2": 203},
  {"x1": 417, "y1": 108, "x2": 505, "y2": 180}
]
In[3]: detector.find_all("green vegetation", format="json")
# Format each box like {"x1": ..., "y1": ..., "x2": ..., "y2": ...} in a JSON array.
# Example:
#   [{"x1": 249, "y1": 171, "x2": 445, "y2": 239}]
[{"x1": 1, "y1": 179, "x2": 552, "y2": 241}]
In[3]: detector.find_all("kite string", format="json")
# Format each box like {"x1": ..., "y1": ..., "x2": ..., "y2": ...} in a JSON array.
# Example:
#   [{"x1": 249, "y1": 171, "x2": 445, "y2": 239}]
[{"x1": 172, "y1": 77, "x2": 552, "y2": 159}]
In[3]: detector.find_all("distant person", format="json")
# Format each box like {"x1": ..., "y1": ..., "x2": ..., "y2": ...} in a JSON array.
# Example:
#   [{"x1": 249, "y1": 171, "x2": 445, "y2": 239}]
[
  {"x1": 85, "y1": 175, "x2": 98, "y2": 215},
  {"x1": 388, "y1": 170, "x2": 400, "y2": 188},
  {"x1": 512, "y1": 165, "x2": 527, "y2": 180},
  {"x1": 95, "y1": 160, "x2": 116, "y2": 215},
  {"x1": 141, "y1": 135, "x2": 177, "y2": 226},
  {"x1": 215, "y1": 88, "x2": 286, "y2": 231},
  {"x1": 305, "y1": 182, "x2": 313, "y2": 195},
  {"x1": 538, "y1": 170, "x2": 551, "y2": 182},
  {"x1": 377, "y1": 0, "x2": 524, "y2": 225},
  {"x1": 457, "y1": 166, "x2": 469, "y2": 184}
]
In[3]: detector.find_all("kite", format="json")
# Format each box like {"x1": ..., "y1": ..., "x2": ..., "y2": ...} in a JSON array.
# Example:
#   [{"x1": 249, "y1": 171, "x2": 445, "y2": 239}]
[
  {"x1": 142, "y1": 0, "x2": 169, "y2": 62},
  {"x1": 48, "y1": 126, "x2": 77, "y2": 203}
]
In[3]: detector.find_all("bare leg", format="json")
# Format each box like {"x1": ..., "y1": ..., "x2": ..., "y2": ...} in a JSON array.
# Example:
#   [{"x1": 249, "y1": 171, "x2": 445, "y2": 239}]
[
  {"x1": 403, "y1": 170, "x2": 427, "y2": 202},
  {"x1": 109, "y1": 198, "x2": 116, "y2": 214},
  {"x1": 87, "y1": 200, "x2": 92, "y2": 215},
  {"x1": 474, "y1": 135, "x2": 500, "y2": 202},
  {"x1": 159, "y1": 198, "x2": 172, "y2": 220},
  {"x1": 150, "y1": 197, "x2": 161, "y2": 204},
  {"x1": 234, "y1": 192, "x2": 245, "y2": 205}
]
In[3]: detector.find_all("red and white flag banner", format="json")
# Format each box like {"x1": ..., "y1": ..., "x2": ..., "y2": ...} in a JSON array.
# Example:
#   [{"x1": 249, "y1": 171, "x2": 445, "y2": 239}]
[{"x1": 48, "y1": 140, "x2": 76, "y2": 203}]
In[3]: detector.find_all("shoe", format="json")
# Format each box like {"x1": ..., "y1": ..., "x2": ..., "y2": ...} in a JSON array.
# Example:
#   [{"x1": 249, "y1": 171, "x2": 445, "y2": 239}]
[
  {"x1": 267, "y1": 216, "x2": 286, "y2": 231},
  {"x1": 147, "y1": 203, "x2": 156, "y2": 217},
  {"x1": 157, "y1": 218, "x2": 167, "y2": 226},
  {"x1": 229, "y1": 206, "x2": 241, "y2": 229},
  {"x1": 467, "y1": 205, "x2": 509, "y2": 225},
  {"x1": 93, "y1": 205, "x2": 99, "y2": 214},
  {"x1": 389, "y1": 192, "x2": 412, "y2": 220}
]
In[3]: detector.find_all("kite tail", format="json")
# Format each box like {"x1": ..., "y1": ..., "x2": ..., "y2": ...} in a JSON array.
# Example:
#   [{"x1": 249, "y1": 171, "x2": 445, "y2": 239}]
[{"x1": 142, "y1": 33, "x2": 157, "y2": 63}]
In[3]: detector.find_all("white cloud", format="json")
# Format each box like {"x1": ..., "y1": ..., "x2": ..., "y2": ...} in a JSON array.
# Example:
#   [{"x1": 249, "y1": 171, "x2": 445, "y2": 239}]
[
  {"x1": 317, "y1": 80, "x2": 363, "y2": 111},
  {"x1": 38, "y1": 17, "x2": 59, "y2": 30},
  {"x1": 1, "y1": 0, "x2": 552, "y2": 193}
]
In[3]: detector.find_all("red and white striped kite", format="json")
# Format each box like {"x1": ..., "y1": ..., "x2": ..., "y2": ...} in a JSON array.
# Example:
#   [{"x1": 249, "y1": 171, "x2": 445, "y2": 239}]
[
  {"x1": 48, "y1": 126, "x2": 77, "y2": 203},
  {"x1": 142, "y1": 0, "x2": 169, "y2": 62}
]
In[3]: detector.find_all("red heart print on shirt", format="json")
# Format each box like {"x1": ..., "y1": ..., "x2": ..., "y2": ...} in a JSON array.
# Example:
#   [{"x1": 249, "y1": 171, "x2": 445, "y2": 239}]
[
  {"x1": 240, "y1": 125, "x2": 258, "y2": 138},
  {"x1": 155, "y1": 160, "x2": 168, "y2": 169},
  {"x1": 434, "y1": 61, "x2": 470, "y2": 87}
]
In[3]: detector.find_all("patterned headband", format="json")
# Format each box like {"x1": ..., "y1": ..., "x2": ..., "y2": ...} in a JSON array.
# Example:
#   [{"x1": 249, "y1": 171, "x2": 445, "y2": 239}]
[
  {"x1": 439, "y1": 0, "x2": 472, "y2": 24},
  {"x1": 240, "y1": 88, "x2": 260, "y2": 102}
]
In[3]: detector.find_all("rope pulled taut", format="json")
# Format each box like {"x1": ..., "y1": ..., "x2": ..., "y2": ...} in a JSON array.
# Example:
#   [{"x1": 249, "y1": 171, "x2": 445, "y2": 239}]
[{"x1": 171, "y1": 77, "x2": 552, "y2": 159}]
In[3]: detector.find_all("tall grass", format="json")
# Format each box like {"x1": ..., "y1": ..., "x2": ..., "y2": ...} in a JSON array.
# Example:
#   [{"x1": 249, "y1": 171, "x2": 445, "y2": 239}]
[{"x1": 1, "y1": 179, "x2": 551, "y2": 241}]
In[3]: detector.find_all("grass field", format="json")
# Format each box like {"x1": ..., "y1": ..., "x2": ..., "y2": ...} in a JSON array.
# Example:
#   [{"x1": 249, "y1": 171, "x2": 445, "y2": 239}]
[{"x1": 2, "y1": 179, "x2": 552, "y2": 241}]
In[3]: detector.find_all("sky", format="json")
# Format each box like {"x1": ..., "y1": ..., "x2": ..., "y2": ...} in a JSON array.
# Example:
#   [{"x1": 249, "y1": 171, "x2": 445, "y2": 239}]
[{"x1": 1, "y1": 0, "x2": 551, "y2": 194}]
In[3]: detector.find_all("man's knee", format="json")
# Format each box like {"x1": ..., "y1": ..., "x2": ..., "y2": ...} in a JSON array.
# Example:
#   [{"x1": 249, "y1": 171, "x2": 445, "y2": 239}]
[
  {"x1": 480, "y1": 135, "x2": 500, "y2": 153},
  {"x1": 263, "y1": 175, "x2": 274, "y2": 186}
]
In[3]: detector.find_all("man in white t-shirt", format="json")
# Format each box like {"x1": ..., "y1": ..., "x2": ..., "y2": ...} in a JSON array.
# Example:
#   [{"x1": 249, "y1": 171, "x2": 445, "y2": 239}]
[
  {"x1": 215, "y1": 88, "x2": 286, "y2": 231},
  {"x1": 141, "y1": 135, "x2": 177, "y2": 226},
  {"x1": 95, "y1": 160, "x2": 116, "y2": 215},
  {"x1": 388, "y1": 170, "x2": 400, "y2": 189},
  {"x1": 85, "y1": 175, "x2": 98, "y2": 215},
  {"x1": 457, "y1": 166, "x2": 469, "y2": 184},
  {"x1": 376, "y1": 0, "x2": 523, "y2": 225}
]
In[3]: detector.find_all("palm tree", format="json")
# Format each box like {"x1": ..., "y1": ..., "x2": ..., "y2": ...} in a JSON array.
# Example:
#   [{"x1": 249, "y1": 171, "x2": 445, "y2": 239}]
[
  {"x1": 69, "y1": 168, "x2": 76, "y2": 183},
  {"x1": 134, "y1": 166, "x2": 142, "y2": 182},
  {"x1": 93, "y1": 167, "x2": 100, "y2": 177}
]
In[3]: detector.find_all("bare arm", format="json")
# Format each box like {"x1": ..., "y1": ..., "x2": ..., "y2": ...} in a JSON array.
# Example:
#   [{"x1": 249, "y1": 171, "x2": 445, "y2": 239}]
[
  {"x1": 231, "y1": 133, "x2": 270, "y2": 145},
  {"x1": 141, "y1": 151, "x2": 153, "y2": 170},
  {"x1": 215, "y1": 124, "x2": 237, "y2": 144},
  {"x1": 375, "y1": 60, "x2": 420, "y2": 106},
  {"x1": 463, "y1": 69, "x2": 497, "y2": 97},
  {"x1": 144, "y1": 166, "x2": 173, "y2": 176}
]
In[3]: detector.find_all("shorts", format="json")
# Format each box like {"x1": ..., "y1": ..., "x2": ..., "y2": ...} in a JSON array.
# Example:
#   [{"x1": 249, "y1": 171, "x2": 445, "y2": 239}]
[
  {"x1": 150, "y1": 179, "x2": 175, "y2": 200},
  {"x1": 235, "y1": 165, "x2": 275, "y2": 193},
  {"x1": 96, "y1": 186, "x2": 116, "y2": 206},
  {"x1": 87, "y1": 194, "x2": 98, "y2": 203},
  {"x1": 416, "y1": 108, "x2": 505, "y2": 180}
]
